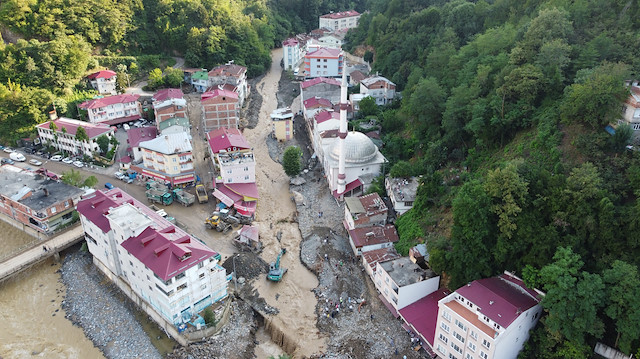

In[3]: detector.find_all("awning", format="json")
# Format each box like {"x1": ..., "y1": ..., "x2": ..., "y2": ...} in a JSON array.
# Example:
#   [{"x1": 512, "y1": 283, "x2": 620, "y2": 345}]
[
  {"x1": 103, "y1": 114, "x2": 141, "y2": 125},
  {"x1": 333, "y1": 178, "x2": 364, "y2": 198},
  {"x1": 213, "y1": 187, "x2": 236, "y2": 206},
  {"x1": 173, "y1": 174, "x2": 195, "y2": 184},
  {"x1": 235, "y1": 200, "x2": 256, "y2": 216}
]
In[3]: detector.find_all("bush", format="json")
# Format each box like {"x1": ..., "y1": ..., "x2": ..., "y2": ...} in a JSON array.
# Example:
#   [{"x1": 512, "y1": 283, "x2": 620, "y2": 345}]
[{"x1": 203, "y1": 307, "x2": 217, "y2": 327}]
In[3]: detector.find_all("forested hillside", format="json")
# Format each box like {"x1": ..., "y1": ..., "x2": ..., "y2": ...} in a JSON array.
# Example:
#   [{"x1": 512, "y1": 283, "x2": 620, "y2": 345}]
[{"x1": 346, "y1": 0, "x2": 640, "y2": 357}]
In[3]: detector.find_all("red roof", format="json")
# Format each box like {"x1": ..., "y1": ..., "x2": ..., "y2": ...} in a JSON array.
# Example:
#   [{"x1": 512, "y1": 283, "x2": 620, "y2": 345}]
[
  {"x1": 305, "y1": 48, "x2": 343, "y2": 59},
  {"x1": 225, "y1": 182, "x2": 259, "y2": 200},
  {"x1": 349, "y1": 70, "x2": 366, "y2": 84},
  {"x1": 399, "y1": 289, "x2": 451, "y2": 347},
  {"x1": 206, "y1": 127, "x2": 250, "y2": 154},
  {"x1": 301, "y1": 77, "x2": 340, "y2": 89},
  {"x1": 36, "y1": 117, "x2": 112, "y2": 139},
  {"x1": 333, "y1": 178, "x2": 364, "y2": 198},
  {"x1": 152, "y1": 88, "x2": 184, "y2": 102},
  {"x1": 121, "y1": 226, "x2": 217, "y2": 281},
  {"x1": 362, "y1": 247, "x2": 400, "y2": 272},
  {"x1": 127, "y1": 126, "x2": 158, "y2": 148},
  {"x1": 79, "y1": 94, "x2": 140, "y2": 110},
  {"x1": 320, "y1": 10, "x2": 360, "y2": 19},
  {"x1": 87, "y1": 70, "x2": 117, "y2": 80},
  {"x1": 304, "y1": 97, "x2": 332, "y2": 109},
  {"x1": 118, "y1": 156, "x2": 132, "y2": 163},
  {"x1": 348, "y1": 224, "x2": 399, "y2": 248},
  {"x1": 455, "y1": 274, "x2": 541, "y2": 329},
  {"x1": 208, "y1": 63, "x2": 247, "y2": 78},
  {"x1": 282, "y1": 38, "x2": 299, "y2": 47},
  {"x1": 76, "y1": 189, "x2": 132, "y2": 233},
  {"x1": 201, "y1": 89, "x2": 239, "y2": 101},
  {"x1": 315, "y1": 110, "x2": 339, "y2": 124}
]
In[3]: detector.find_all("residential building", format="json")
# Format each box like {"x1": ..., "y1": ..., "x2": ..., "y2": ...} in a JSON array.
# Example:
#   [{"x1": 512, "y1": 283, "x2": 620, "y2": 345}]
[
  {"x1": 303, "y1": 97, "x2": 333, "y2": 122},
  {"x1": 344, "y1": 193, "x2": 388, "y2": 230},
  {"x1": 318, "y1": 31, "x2": 347, "y2": 49},
  {"x1": 191, "y1": 70, "x2": 209, "y2": 93},
  {"x1": 361, "y1": 246, "x2": 400, "y2": 282},
  {"x1": 152, "y1": 89, "x2": 187, "y2": 126},
  {"x1": 304, "y1": 48, "x2": 344, "y2": 78},
  {"x1": 36, "y1": 117, "x2": 115, "y2": 157},
  {"x1": 126, "y1": 126, "x2": 158, "y2": 162},
  {"x1": 206, "y1": 127, "x2": 251, "y2": 157},
  {"x1": 409, "y1": 243, "x2": 428, "y2": 266},
  {"x1": 283, "y1": 38, "x2": 303, "y2": 71},
  {"x1": 201, "y1": 89, "x2": 240, "y2": 132},
  {"x1": 208, "y1": 62, "x2": 248, "y2": 106},
  {"x1": 433, "y1": 273, "x2": 543, "y2": 359},
  {"x1": 347, "y1": 224, "x2": 398, "y2": 257},
  {"x1": 212, "y1": 182, "x2": 258, "y2": 219},
  {"x1": 301, "y1": 77, "x2": 341, "y2": 105},
  {"x1": 0, "y1": 167, "x2": 83, "y2": 233},
  {"x1": 270, "y1": 108, "x2": 294, "y2": 141},
  {"x1": 621, "y1": 83, "x2": 640, "y2": 130},
  {"x1": 131, "y1": 127, "x2": 195, "y2": 185},
  {"x1": 158, "y1": 117, "x2": 190, "y2": 132},
  {"x1": 215, "y1": 150, "x2": 255, "y2": 184},
  {"x1": 87, "y1": 70, "x2": 117, "y2": 95},
  {"x1": 78, "y1": 94, "x2": 142, "y2": 125},
  {"x1": 76, "y1": 188, "x2": 228, "y2": 328},
  {"x1": 183, "y1": 68, "x2": 205, "y2": 83},
  {"x1": 360, "y1": 75, "x2": 396, "y2": 106},
  {"x1": 349, "y1": 70, "x2": 366, "y2": 86},
  {"x1": 374, "y1": 257, "x2": 440, "y2": 313},
  {"x1": 319, "y1": 10, "x2": 361, "y2": 31},
  {"x1": 399, "y1": 288, "x2": 452, "y2": 359},
  {"x1": 385, "y1": 176, "x2": 419, "y2": 215}
]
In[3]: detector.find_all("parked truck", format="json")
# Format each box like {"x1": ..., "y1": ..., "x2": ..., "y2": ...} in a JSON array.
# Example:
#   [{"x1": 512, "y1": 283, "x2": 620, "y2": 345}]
[
  {"x1": 195, "y1": 184, "x2": 208, "y2": 203},
  {"x1": 146, "y1": 188, "x2": 173, "y2": 205},
  {"x1": 173, "y1": 189, "x2": 195, "y2": 206}
]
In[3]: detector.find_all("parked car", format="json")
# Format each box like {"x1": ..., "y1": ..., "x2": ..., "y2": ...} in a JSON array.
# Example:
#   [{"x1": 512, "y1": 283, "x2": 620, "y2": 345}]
[
  {"x1": 1, "y1": 158, "x2": 14, "y2": 165},
  {"x1": 29, "y1": 159, "x2": 42, "y2": 166},
  {"x1": 104, "y1": 182, "x2": 115, "y2": 190},
  {"x1": 72, "y1": 161, "x2": 84, "y2": 168},
  {"x1": 114, "y1": 172, "x2": 125, "y2": 180},
  {"x1": 123, "y1": 124, "x2": 130, "y2": 131},
  {"x1": 3, "y1": 147, "x2": 14, "y2": 153},
  {"x1": 133, "y1": 121, "x2": 143, "y2": 128},
  {"x1": 9, "y1": 152, "x2": 26, "y2": 162},
  {"x1": 62, "y1": 157, "x2": 73, "y2": 164},
  {"x1": 50, "y1": 155, "x2": 62, "y2": 161},
  {"x1": 35, "y1": 150, "x2": 43, "y2": 156}
]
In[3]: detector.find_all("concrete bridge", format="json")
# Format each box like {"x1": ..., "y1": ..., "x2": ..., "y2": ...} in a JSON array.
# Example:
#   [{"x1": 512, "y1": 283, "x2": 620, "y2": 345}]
[{"x1": 0, "y1": 225, "x2": 85, "y2": 283}]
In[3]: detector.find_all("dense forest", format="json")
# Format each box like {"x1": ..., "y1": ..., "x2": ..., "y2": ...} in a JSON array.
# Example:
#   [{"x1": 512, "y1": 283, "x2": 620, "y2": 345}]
[{"x1": 345, "y1": 0, "x2": 640, "y2": 357}]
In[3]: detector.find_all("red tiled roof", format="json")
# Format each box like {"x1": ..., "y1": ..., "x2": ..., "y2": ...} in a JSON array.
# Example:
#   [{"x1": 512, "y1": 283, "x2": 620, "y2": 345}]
[
  {"x1": 348, "y1": 224, "x2": 399, "y2": 248},
  {"x1": 87, "y1": 70, "x2": 116, "y2": 79},
  {"x1": 79, "y1": 94, "x2": 140, "y2": 110},
  {"x1": 76, "y1": 189, "x2": 132, "y2": 233},
  {"x1": 315, "y1": 110, "x2": 339, "y2": 124},
  {"x1": 201, "y1": 89, "x2": 239, "y2": 101},
  {"x1": 36, "y1": 117, "x2": 112, "y2": 139},
  {"x1": 349, "y1": 70, "x2": 366, "y2": 84},
  {"x1": 118, "y1": 156, "x2": 132, "y2": 163},
  {"x1": 399, "y1": 288, "x2": 451, "y2": 347},
  {"x1": 362, "y1": 247, "x2": 400, "y2": 272},
  {"x1": 358, "y1": 193, "x2": 386, "y2": 213},
  {"x1": 208, "y1": 64, "x2": 247, "y2": 78},
  {"x1": 320, "y1": 10, "x2": 360, "y2": 19},
  {"x1": 152, "y1": 88, "x2": 184, "y2": 102},
  {"x1": 206, "y1": 127, "x2": 250, "y2": 154},
  {"x1": 305, "y1": 47, "x2": 343, "y2": 59},
  {"x1": 206, "y1": 83, "x2": 237, "y2": 93},
  {"x1": 282, "y1": 38, "x2": 299, "y2": 47},
  {"x1": 301, "y1": 77, "x2": 340, "y2": 89},
  {"x1": 127, "y1": 126, "x2": 158, "y2": 148},
  {"x1": 304, "y1": 97, "x2": 332, "y2": 109},
  {"x1": 225, "y1": 182, "x2": 259, "y2": 200},
  {"x1": 455, "y1": 274, "x2": 541, "y2": 329},
  {"x1": 333, "y1": 178, "x2": 364, "y2": 198}
]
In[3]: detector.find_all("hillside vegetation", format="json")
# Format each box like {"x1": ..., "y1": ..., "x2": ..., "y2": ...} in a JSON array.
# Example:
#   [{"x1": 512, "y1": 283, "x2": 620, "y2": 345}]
[{"x1": 346, "y1": 0, "x2": 640, "y2": 357}]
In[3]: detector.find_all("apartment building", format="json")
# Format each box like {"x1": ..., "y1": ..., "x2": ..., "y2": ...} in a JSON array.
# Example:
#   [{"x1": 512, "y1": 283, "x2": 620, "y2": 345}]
[
  {"x1": 87, "y1": 70, "x2": 117, "y2": 95},
  {"x1": 270, "y1": 107, "x2": 294, "y2": 141},
  {"x1": 152, "y1": 89, "x2": 187, "y2": 126},
  {"x1": 78, "y1": 94, "x2": 141, "y2": 125},
  {"x1": 304, "y1": 48, "x2": 344, "y2": 78},
  {"x1": 385, "y1": 176, "x2": 419, "y2": 215},
  {"x1": 200, "y1": 89, "x2": 240, "y2": 132},
  {"x1": 208, "y1": 63, "x2": 248, "y2": 106},
  {"x1": 374, "y1": 257, "x2": 440, "y2": 313},
  {"x1": 344, "y1": 192, "x2": 387, "y2": 230},
  {"x1": 133, "y1": 128, "x2": 195, "y2": 185},
  {"x1": 36, "y1": 117, "x2": 115, "y2": 157},
  {"x1": 360, "y1": 75, "x2": 396, "y2": 106},
  {"x1": 283, "y1": 38, "x2": 303, "y2": 71},
  {"x1": 347, "y1": 224, "x2": 398, "y2": 257},
  {"x1": 319, "y1": 10, "x2": 361, "y2": 31}
]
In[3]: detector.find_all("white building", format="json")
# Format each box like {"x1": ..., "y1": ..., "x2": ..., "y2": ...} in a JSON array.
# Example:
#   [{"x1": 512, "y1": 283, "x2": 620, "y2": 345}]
[
  {"x1": 385, "y1": 176, "x2": 419, "y2": 215},
  {"x1": 216, "y1": 150, "x2": 255, "y2": 184},
  {"x1": 304, "y1": 48, "x2": 344, "y2": 78},
  {"x1": 283, "y1": 38, "x2": 303, "y2": 71},
  {"x1": 77, "y1": 189, "x2": 228, "y2": 327},
  {"x1": 87, "y1": 70, "x2": 117, "y2": 95},
  {"x1": 344, "y1": 192, "x2": 387, "y2": 230},
  {"x1": 78, "y1": 94, "x2": 142, "y2": 125},
  {"x1": 208, "y1": 62, "x2": 248, "y2": 107},
  {"x1": 319, "y1": 10, "x2": 361, "y2": 31},
  {"x1": 375, "y1": 257, "x2": 440, "y2": 313},
  {"x1": 347, "y1": 224, "x2": 399, "y2": 257},
  {"x1": 36, "y1": 117, "x2": 115, "y2": 157},
  {"x1": 433, "y1": 273, "x2": 543, "y2": 359},
  {"x1": 360, "y1": 76, "x2": 396, "y2": 106}
]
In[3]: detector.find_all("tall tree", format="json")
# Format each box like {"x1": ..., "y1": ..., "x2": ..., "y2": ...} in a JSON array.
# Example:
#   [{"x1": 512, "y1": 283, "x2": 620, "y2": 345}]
[{"x1": 602, "y1": 260, "x2": 640, "y2": 354}]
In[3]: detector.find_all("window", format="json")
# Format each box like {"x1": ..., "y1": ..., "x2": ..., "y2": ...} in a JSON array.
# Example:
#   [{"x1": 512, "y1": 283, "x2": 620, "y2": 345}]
[
  {"x1": 449, "y1": 354, "x2": 458, "y2": 359},
  {"x1": 175, "y1": 273, "x2": 185, "y2": 280},
  {"x1": 470, "y1": 330, "x2": 478, "y2": 340},
  {"x1": 455, "y1": 319, "x2": 467, "y2": 331},
  {"x1": 441, "y1": 322, "x2": 450, "y2": 333},
  {"x1": 468, "y1": 342, "x2": 476, "y2": 352},
  {"x1": 480, "y1": 351, "x2": 488, "y2": 359},
  {"x1": 199, "y1": 273, "x2": 205, "y2": 279},
  {"x1": 50, "y1": 206, "x2": 57, "y2": 214},
  {"x1": 482, "y1": 339, "x2": 491, "y2": 349},
  {"x1": 465, "y1": 354, "x2": 473, "y2": 359},
  {"x1": 450, "y1": 341, "x2": 462, "y2": 354},
  {"x1": 443, "y1": 311, "x2": 452, "y2": 321},
  {"x1": 198, "y1": 262, "x2": 204, "y2": 269},
  {"x1": 439, "y1": 333, "x2": 448, "y2": 344},
  {"x1": 453, "y1": 331, "x2": 465, "y2": 343},
  {"x1": 437, "y1": 344, "x2": 447, "y2": 355},
  {"x1": 177, "y1": 283, "x2": 188, "y2": 292}
]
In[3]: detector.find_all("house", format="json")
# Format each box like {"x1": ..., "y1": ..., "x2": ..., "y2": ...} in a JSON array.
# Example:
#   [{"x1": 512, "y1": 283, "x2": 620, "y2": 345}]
[
  {"x1": 36, "y1": 117, "x2": 115, "y2": 157},
  {"x1": 283, "y1": 38, "x2": 303, "y2": 71},
  {"x1": 304, "y1": 48, "x2": 344, "y2": 78},
  {"x1": 183, "y1": 68, "x2": 205, "y2": 83},
  {"x1": 152, "y1": 89, "x2": 187, "y2": 126},
  {"x1": 208, "y1": 62, "x2": 248, "y2": 107},
  {"x1": 0, "y1": 167, "x2": 83, "y2": 233},
  {"x1": 76, "y1": 188, "x2": 228, "y2": 330},
  {"x1": 158, "y1": 117, "x2": 190, "y2": 133},
  {"x1": 385, "y1": 176, "x2": 419, "y2": 215},
  {"x1": 87, "y1": 70, "x2": 117, "y2": 95},
  {"x1": 433, "y1": 272, "x2": 543, "y2": 359},
  {"x1": 318, "y1": 31, "x2": 347, "y2": 49},
  {"x1": 361, "y1": 246, "x2": 400, "y2": 282},
  {"x1": 206, "y1": 127, "x2": 251, "y2": 157},
  {"x1": 621, "y1": 83, "x2": 640, "y2": 130},
  {"x1": 200, "y1": 89, "x2": 240, "y2": 132},
  {"x1": 360, "y1": 75, "x2": 396, "y2": 105},
  {"x1": 347, "y1": 224, "x2": 398, "y2": 257},
  {"x1": 344, "y1": 193, "x2": 387, "y2": 230},
  {"x1": 300, "y1": 77, "x2": 341, "y2": 106},
  {"x1": 78, "y1": 94, "x2": 142, "y2": 125},
  {"x1": 130, "y1": 127, "x2": 195, "y2": 185},
  {"x1": 319, "y1": 10, "x2": 361, "y2": 31},
  {"x1": 349, "y1": 70, "x2": 366, "y2": 86},
  {"x1": 303, "y1": 97, "x2": 333, "y2": 122},
  {"x1": 270, "y1": 107, "x2": 294, "y2": 141},
  {"x1": 374, "y1": 257, "x2": 440, "y2": 314},
  {"x1": 191, "y1": 70, "x2": 209, "y2": 93},
  {"x1": 126, "y1": 126, "x2": 158, "y2": 162},
  {"x1": 409, "y1": 243, "x2": 428, "y2": 266},
  {"x1": 215, "y1": 150, "x2": 255, "y2": 184}
]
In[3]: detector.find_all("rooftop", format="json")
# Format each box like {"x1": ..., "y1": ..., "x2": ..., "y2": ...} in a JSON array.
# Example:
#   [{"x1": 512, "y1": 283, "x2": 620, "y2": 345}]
[
  {"x1": 345, "y1": 192, "x2": 387, "y2": 215},
  {"x1": 362, "y1": 247, "x2": 400, "y2": 272},
  {"x1": 348, "y1": 224, "x2": 399, "y2": 248},
  {"x1": 349, "y1": 70, "x2": 366, "y2": 84},
  {"x1": 320, "y1": 10, "x2": 360, "y2": 19},
  {"x1": 398, "y1": 288, "x2": 451, "y2": 347},
  {"x1": 301, "y1": 77, "x2": 341, "y2": 89},
  {"x1": 303, "y1": 97, "x2": 333, "y2": 109},
  {"x1": 271, "y1": 108, "x2": 293, "y2": 120},
  {"x1": 361, "y1": 75, "x2": 395, "y2": 87},
  {"x1": 201, "y1": 88, "x2": 239, "y2": 101},
  {"x1": 37, "y1": 117, "x2": 113, "y2": 139},
  {"x1": 79, "y1": 94, "x2": 140, "y2": 110},
  {"x1": 192, "y1": 70, "x2": 208, "y2": 81},
  {"x1": 139, "y1": 131, "x2": 192, "y2": 155},
  {"x1": 0, "y1": 168, "x2": 83, "y2": 213},
  {"x1": 87, "y1": 70, "x2": 117, "y2": 79},
  {"x1": 315, "y1": 110, "x2": 339, "y2": 124},
  {"x1": 380, "y1": 257, "x2": 437, "y2": 287},
  {"x1": 127, "y1": 126, "x2": 158, "y2": 148},
  {"x1": 207, "y1": 127, "x2": 250, "y2": 154},
  {"x1": 305, "y1": 47, "x2": 343, "y2": 59},
  {"x1": 208, "y1": 63, "x2": 247, "y2": 78},
  {"x1": 217, "y1": 150, "x2": 255, "y2": 166},
  {"x1": 152, "y1": 88, "x2": 184, "y2": 103},
  {"x1": 282, "y1": 38, "x2": 299, "y2": 47},
  {"x1": 158, "y1": 117, "x2": 190, "y2": 132},
  {"x1": 387, "y1": 176, "x2": 419, "y2": 203}
]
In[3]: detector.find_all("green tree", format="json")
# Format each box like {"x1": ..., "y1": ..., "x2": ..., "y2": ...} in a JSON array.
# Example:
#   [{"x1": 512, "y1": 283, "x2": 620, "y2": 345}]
[
  {"x1": 148, "y1": 68, "x2": 163, "y2": 89},
  {"x1": 611, "y1": 123, "x2": 632, "y2": 152},
  {"x1": 164, "y1": 66, "x2": 183, "y2": 88},
  {"x1": 389, "y1": 160, "x2": 413, "y2": 178},
  {"x1": 61, "y1": 169, "x2": 84, "y2": 187},
  {"x1": 602, "y1": 260, "x2": 640, "y2": 354},
  {"x1": 75, "y1": 126, "x2": 89, "y2": 142},
  {"x1": 83, "y1": 175, "x2": 98, "y2": 188},
  {"x1": 203, "y1": 307, "x2": 217, "y2": 327},
  {"x1": 282, "y1": 146, "x2": 302, "y2": 177},
  {"x1": 96, "y1": 135, "x2": 109, "y2": 154},
  {"x1": 358, "y1": 96, "x2": 378, "y2": 118}
]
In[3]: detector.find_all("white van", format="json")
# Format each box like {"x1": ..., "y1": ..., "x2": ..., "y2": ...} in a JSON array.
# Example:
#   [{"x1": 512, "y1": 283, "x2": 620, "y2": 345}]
[{"x1": 9, "y1": 152, "x2": 26, "y2": 162}]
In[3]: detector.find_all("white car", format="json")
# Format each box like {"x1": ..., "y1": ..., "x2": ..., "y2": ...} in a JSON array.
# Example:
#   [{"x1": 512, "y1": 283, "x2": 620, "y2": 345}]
[
  {"x1": 3, "y1": 147, "x2": 14, "y2": 153},
  {"x1": 114, "y1": 172, "x2": 125, "y2": 180},
  {"x1": 72, "y1": 161, "x2": 84, "y2": 168},
  {"x1": 62, "y1": 157, "x2": 73, "y2": 164},
  {"x1": 29, "y1": 159, "x2": 42, "y2": 166},
  {"x1": 50, "y1": 155, "x2": 62, "y2": 161},
  {"x1": 9, "y1": 152, "x2": 26, "y2": 162},
  {"x1": 123, "y1": 124, "x2": 130, "y2": 131}
]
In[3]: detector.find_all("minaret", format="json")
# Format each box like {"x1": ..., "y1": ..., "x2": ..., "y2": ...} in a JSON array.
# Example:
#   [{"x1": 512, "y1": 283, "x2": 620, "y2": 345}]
[{"x1": 337, "y1": 69, "x2": 348, "y2": 195}]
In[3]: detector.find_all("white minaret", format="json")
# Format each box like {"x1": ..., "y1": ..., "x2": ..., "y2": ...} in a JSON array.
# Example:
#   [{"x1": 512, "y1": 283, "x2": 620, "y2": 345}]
[{"x1": 337, "y1": 70, "x2": 348, "y2": 195}]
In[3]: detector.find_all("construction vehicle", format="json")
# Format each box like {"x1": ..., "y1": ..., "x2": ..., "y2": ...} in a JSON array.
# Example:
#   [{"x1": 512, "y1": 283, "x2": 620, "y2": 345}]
[
  {"x1": 204, "y1": 213, "x2": 233, "y2": 233},
  {"x1": 173, "y1": 189, "x2": 195, "y2": 206},
  {"x1": 195, "y1": 184, "x2": 208, "y2": 203},
  {"x1": 267, "y1": 249, "x2": 287, "y2": 282},
  {"x1": 146, "y1": 188, "x2": 173, "y2": 205},
  {"x1": 146, "y1": 180, "x2": 165, "y2": 190}
]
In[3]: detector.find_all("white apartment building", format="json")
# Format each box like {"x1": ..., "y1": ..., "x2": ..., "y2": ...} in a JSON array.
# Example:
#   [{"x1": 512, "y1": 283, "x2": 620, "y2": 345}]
[
  {"x1": 319, "y1": 10, "x2": 361, "y2": 31},
  {"x1": 36, "y1": 117, "x2": 115, "y2": 157},
  {"x1": 87, "y1": 70, "x2": 117, "y2": 95},
  {"x1": 283, "y1": 38, "x2": 303, "y2": 71},
  {"x1": 374, "y1": 257, "x2": 440, "y2": 313},
  {"x1": 385, "y1": 176, "x2": 419, "y2": 215},
  {"x1": 215, "y1": 150, "x2": 256, "y2": 184},
  {"x1": 78, "y1": 94, "x2": 142, "y2": 125},
  {"x1": 433, "y1": 273, "x2": 543, "y2": 359},
  {"x1": 135, "y1": 127, "x2": 195, "y2": 185},
  {"x1": 304, "y1": 48, "x2": 344, "y2": 78},
  {"x1": 77, "y1": 189, "x2": 228, "y2": 327}
]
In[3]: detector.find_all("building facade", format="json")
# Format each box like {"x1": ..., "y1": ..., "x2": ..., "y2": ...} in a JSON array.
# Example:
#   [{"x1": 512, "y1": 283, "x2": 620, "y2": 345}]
[
  {"x1": 270, "y1": 107, "x2": 294, "y2": 141},
  {"x1": 300, "y1": 77, "x2": 341, "y2": 104},
  {"x1": 319, "y1": 10, "x2": 361, "y2": 31},
  {"x1": 78, "y1": 94, "x2": 142, "y2": 125},
  {"x1": 36, "y1": 117, "x2": 115, "y2": 157},
  {"x1": 360, "y1": 76, "x2": 396, "y2": 106},
  {"x1": 201, "y1": 89, "x2": 240, "y2": 132},
  {"x1": 374, "y1": 257, "x2": 440, "y2": 312},
  {"x1": 215, "y1": 150, "x2": 256, "y2": 184},
  {"x1": 385, "y1": 176, "x2": 419, "y2": 215},
  {"x1": 621, "y1": 83, "x2": 640, "y2": 130},
  {"x1": 208, "y1": 63, "x2": 248, "y2": 107},
  {"x1": 191, "y1": 70, "x2": 209, "y2": 93},
  {"x1": 283, "y1": 38, "x2": 303, "y2": 71},
  {"x1": 134, "y1": 129, "x2": 195, "y2": 185},
  {"x1": 304, "y1": 48, "x2": 344, "y2": 78},
  {"x1": 87, "y1": 70, "x2": 117, "y2": 95}
]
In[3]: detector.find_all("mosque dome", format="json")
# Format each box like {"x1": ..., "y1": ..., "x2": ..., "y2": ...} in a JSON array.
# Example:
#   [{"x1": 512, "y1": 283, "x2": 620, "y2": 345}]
[{"x1": 329, "y1": 132, "x2": 378, "y2": 164}]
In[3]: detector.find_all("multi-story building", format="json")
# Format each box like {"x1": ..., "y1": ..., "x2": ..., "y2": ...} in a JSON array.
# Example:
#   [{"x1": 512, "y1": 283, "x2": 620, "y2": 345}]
[
  {"x1": 374, "y1": 257, "x2": 440, "y2": 313},
  {"x1": 208, "y1": 63, "x2": 248, "y2": 107},
  {"x1": 87, "y1": 70, "x2": 117, "y2": 95},
  {"x1": 152, "y1": 89, "x2": 187, "y2": 126},
  {"x1": 300, "y1": 77, "x2": 341, "y2": 107},
  {"x1": 310, "y1": 110, "x2": 340, "y2": 159},
  {"x1": 303, "y1": 97, "x2": 333, "y2": 122},
  {"x1": 36, "y1": 117, "x2": 115, "y2": 157},
  {"x1": 132, "y1": 128, "x2": 195, "y2": 185},
  {"x1": 361, "y1": 246, "x2": 400, "y2": 282},
  {"x1": 270, "y1": 107, "x2": 294, "y2": 141},
  {"x1": 347, "y1": 224, "x2": 398, "y2": 257},
  {"x1": 191, "y1": 70, "x2": 209, "y2": 93},
  {"x1": 76, "y1": 188, "x2": 228, "y2": 328},
  {"x1": 0, "y1": 167, "x2": 83, "y2": 233},
  {"x1": 433, "y1": 273, "x2": 543, "y2": 359},
  {"x1": 304, "y1": 48, "x2": 344, "y2": 78},
  {"x1": 360, "y1": 76, "x2": 396, "y2": 106},
  {"x1": 206, "y1": 127, "x2": 251, "y2": 157},
  {"x1": 319, "y1": 10, "x2": 361, "y2": 31},
  {"x1": 621, "y1": 82, "x2": 640, "y2": 130},
  {"x1": 283, "y1": 38, "x2": 303, "y2": 71},
  {"x1": 201, "y1": 89, "x2": 240, "y2": 132},
  {"x1": 126, "y1": 126, "x2": 158, "y2": 162},
  {"x1": 215, "y1": 150, "x2": 255, "y2": 184},
  {"x1": 385, "y1": 176, "x2": 419, "y2": 216},
  {"x1": 344, "y1": 192, "x2": 387, "y2": 230},
  {"x1": 78, "y1": 94, "x2": 142, "y2": 125}
]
